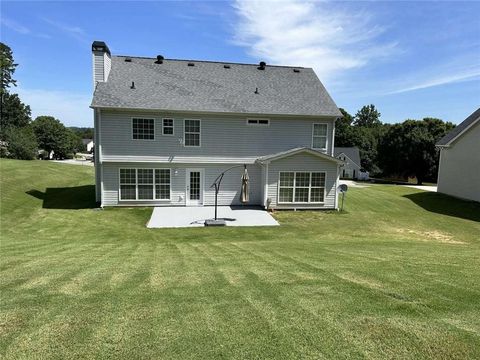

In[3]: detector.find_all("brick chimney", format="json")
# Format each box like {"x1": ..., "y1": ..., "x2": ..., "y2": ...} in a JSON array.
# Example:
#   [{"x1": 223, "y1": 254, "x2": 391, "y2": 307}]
[{"x1": 92, "y1": 41, "x2": 111, "y2": 86}]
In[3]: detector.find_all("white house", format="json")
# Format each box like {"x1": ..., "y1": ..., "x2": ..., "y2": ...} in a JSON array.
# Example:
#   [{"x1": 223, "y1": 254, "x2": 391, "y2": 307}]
[
  {"x1": 334, "y1": 147, "x2": 362, "y2": 179},
  {"x1": 90, "y1": 41, "x2": 345, "y2": 209},
  {"x1": 82, "y1": 139, "x2": 94, "y2": 153},
  {"x1": 436, "y1": 108, "x2": 480, "y2": 202}
]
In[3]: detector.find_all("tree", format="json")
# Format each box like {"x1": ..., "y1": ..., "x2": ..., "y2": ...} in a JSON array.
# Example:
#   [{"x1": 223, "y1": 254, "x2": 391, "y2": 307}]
[
  {"x1": 378, "y1": 118, "x2": 455, "y2": 184},
  {"x1": 0, "y1": 92, "x2": 32, "y2": 137},
  {"x1": 1, "y1": 42, "x2": 17, "y2": 95},
  {"x1": 32, "y1": 116, "x2": 77, "y2": 159},
  {"x1": 335, "y1": 108, "x2": 355, "y2": 147},
  {"x1": 2, "y1": 126, "x2": 38, "y2": 160},
  {"x1": 353, "y1": 104, "x2": 381, "y2": 127}
]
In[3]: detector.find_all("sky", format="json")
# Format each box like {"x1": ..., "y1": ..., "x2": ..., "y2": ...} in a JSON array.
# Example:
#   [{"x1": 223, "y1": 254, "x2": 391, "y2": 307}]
[{"x1": 1, "y1": 0, "x2": 479, "y2": 127}]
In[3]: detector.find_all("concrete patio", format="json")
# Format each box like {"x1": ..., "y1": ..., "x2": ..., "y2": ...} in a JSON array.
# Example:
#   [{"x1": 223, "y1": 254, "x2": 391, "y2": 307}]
[{"x1": 147, "y1": 206, "x2": 279, "y2": 228}]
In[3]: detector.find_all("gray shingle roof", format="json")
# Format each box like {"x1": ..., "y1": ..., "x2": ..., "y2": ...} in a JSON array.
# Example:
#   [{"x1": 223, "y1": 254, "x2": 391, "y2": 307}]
[
  {"x1": 436, "y1": 108, "x2": 480, "y2": 146},
  {"x1": 91, "y1": 56, "x2": 342, "y2": 117},
  {"x1": 334, "y1": 147, "x2": 361, "y2": 167}
]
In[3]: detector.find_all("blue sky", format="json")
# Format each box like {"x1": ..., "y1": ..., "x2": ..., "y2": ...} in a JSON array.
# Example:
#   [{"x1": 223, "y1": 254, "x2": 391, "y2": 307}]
[{"x1": 1, "y1": 0, "x2": 479, "y2": 127}]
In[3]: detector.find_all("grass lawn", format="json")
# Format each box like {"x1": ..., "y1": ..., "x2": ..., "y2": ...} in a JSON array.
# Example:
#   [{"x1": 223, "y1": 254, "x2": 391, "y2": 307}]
[{"x1": 1, "y1": 159, "x2": 479, "y2": 359}]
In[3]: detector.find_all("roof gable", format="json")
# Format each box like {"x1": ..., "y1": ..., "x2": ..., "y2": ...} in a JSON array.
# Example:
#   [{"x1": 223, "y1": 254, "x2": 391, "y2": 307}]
[
  {"x1": 91, "y1": 56, "x2": 342, "y2": 117},
  {"x1": 436, "y1": 108, "x2": 480, "y2": 146},
  {"x1": 334, "y1": 147, "x2": 361, "y2": 167},
  {"x1": 257, "y1": 147, "x2": 344, "y2": 164}
]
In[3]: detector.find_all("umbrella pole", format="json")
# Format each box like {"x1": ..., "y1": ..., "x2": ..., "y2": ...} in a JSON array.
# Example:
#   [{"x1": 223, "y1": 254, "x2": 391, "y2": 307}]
[{"x1": 214, "y1": 183, "x2": 218, "y2": 220}]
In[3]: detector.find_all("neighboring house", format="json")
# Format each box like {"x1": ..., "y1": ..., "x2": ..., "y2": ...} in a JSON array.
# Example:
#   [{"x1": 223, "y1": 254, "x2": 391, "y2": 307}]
[
  {"x1": 436, "y1": 108, "x2": 480, "y2": 202},
  {"x1": 334, "y1": 147, "x2": 362, "y2": 179},
  {"x1": 90, "y1": 41, "x2": 344, "y2": 209},
  {"x1": 82, "y1": 139, "x2": 94, "y2": 153}
]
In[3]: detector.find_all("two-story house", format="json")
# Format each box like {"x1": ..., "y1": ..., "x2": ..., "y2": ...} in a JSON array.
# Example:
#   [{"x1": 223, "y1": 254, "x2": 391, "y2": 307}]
[{"x1": 91, "y1": 41, "x2": 344, "y2": 210}]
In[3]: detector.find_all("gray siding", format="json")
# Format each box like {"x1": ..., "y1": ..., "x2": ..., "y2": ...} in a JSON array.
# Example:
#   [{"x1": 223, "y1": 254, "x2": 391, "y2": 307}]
[
  {"x1": 266, "y1": 153, "x2": 339, "y2": 209},
  {"x1": 102, "y1": 163, "x2": 262, "y2": 206},
  {"x1": 437, "y1": 122, "x2": 480, "y2": 202},
  {"x1": 99, "y1": 110, "x2": 335, "y2": 160},
  {"x1": 93, "y1": 51, "x2": 111, "y2": 84}
]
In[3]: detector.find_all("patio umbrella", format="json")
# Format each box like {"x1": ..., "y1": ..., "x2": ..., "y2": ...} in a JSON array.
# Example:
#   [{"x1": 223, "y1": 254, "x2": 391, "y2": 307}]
[{"x1": 241, "y1": 165, "x2": 249, "y2": 203}]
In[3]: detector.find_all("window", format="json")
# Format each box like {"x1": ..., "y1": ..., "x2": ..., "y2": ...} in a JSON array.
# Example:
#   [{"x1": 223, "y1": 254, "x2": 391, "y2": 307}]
[
  {"x1": 133, "y1": 118, "x2": 154, "y2": 140},
  {"x1": 162, "y1": 118, "x2": 174, "y2": 136},
  {"x1": 137, "y1": 169, "x2": 154, "y2": 200},
  {"x1": 312, "y1": 123, "x2": 328, "y2": 150},
  {"x1": 278, "y1": 171, "x2": 326, "y2": 203},
  {"x1": 247, "y1": 119, "x2": 269, "y2": 126},
  {"x1": 120, "y1": 169, "x2": 136, "y2": 200},
  {"x1": 155, "y1": 169, "x2": 170, "y2": 200},
  {"x1": 184, "y1": 119, "x2": 200, "y2": 147},
  {"x1": 119, "y1": 168, "x2": 171, "y2": 201}
]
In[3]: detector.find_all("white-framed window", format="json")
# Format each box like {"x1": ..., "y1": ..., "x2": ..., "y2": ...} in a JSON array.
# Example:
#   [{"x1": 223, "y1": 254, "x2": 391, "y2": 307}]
[
  {"x1": 119, "y1": 169, "x2": 136, "y2": 200},
  {"x1": 137, "y1": 169, "x2": 154, "y2": 200},
  {"x1": 155, "y1": 169, "x2": 170, "y2": 200},
  {"x1": 312, "y1": 123, "x2": 328, "y2": 150},
  {"x1": 132, "y1": 118, "x2": 155, "y2": 140},
  {"x1": 247, "y1": 118, "x2": 269, "y2": 126},
  {"x1": 162, "y1": 118, "x2": 174, "y2": 136},
  {"x1": 278, "y1": 171, "x2": 326, "y2": 203},
  {"x1": 184, "y1": 119, "x2": 200, "y2": 147},
  {"x1": 119, "y1": 168, "x2": 171, "y2": 201}
]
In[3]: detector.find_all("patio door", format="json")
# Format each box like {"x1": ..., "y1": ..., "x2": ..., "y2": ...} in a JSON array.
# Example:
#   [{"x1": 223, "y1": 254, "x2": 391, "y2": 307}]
[{"x1": 186, "y1": 169, "x2": 203, "y2": 206}]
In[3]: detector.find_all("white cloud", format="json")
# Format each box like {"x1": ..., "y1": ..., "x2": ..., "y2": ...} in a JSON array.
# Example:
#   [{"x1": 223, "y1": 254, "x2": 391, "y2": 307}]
[
  {"x1": 41, "y1": 18, "x2": 88, "y2": 44},
  {"x1": 1, "y1": 17, "x2": 51, "y2": 38},
  {"x1": 232, "y1": 0, "x2": 397, "y2": 82},
  {"x1": 387, "y1": 65, "x2": 480, "y2": 94},
  {"x1": 17, "y1": 88, "x2": 92, "y2": 127}
]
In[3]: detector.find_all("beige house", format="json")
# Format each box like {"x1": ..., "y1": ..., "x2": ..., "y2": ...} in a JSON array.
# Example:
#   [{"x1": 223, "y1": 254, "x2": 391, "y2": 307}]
[{"x1": 436, "y1": 108, "x2": 480, "y2": 202}]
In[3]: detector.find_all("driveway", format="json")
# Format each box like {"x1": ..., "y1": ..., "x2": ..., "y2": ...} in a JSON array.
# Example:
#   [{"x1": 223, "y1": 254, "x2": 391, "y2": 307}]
[{"x1": 147, "y1": 206, "x2": 279, "y2": 228}]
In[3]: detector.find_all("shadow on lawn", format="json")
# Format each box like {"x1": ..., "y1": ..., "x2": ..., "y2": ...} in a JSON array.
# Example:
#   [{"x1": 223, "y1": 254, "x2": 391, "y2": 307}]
[
  {"x1": 403, "y1": 191, "x2": 480, "y2": 222},
  {"x1": 26, "y1": 185, "x2": 97, "y2": 209}
]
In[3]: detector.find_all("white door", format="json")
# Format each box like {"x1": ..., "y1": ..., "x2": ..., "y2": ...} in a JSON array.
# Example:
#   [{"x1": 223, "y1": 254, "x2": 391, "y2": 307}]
[{"x1": 186, "y1": 169, "x2": 203, "y2": 206}]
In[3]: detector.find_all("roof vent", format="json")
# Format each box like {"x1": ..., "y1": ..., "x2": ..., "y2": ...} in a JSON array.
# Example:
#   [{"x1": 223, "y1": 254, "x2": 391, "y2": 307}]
[
  {"x1": 293, "y1": 68, "x2": 300, "y2": 73},
  {"x1": 224, "y1": 64, "x2": 231, "y2": 69},
  {"x1": 188, "y1": 62, "x2": 195, "y2": 67},
  {"x1": 258, "y1": 61, "x2": 266, "y2": 70},
  {"x1": 155, "y1": 55, "x2": 164, "y2": 64},
  {"x1": 130, "y1": 81, "x2": 135, "y2": 89},
  {"x1": 124, "y1": 58, "x2": 132, "y2": 62},
  {"x1": 254, "y1": 87, "x2": 259, "y2": 94}
]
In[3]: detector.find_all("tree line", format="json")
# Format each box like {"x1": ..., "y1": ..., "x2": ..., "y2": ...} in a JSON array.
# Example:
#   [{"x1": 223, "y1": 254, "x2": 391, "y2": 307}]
[
  {"x1": 1, "y1": 42, "x2": 89, "y2": 160},
  {"x1": 336, "y1": 105, "x2": 455, "y2": 184}
]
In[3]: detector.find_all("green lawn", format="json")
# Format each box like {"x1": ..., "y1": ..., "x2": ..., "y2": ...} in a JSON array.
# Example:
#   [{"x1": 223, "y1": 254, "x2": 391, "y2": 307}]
[{"x1": 1, "y1": 159, "x2": 479, "y2": 359}]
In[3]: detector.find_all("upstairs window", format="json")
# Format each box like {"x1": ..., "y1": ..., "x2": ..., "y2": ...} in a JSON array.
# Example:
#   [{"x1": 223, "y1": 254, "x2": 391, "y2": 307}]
[
  {"x1": 312, "y1": 123, "x2": 328, "y2": 150},
  {"x1": 162, "y1": 118, "x2": 174, "y2": 136},
  {"x1": 247, "y1": 119, "x2": 269, "y2": 126},
  {"x1": 132, "y1": 118, "x2": 154, "y2": 140},
  {"x1": 184, "y1": 119, "x2": 200, "y2": 147}
]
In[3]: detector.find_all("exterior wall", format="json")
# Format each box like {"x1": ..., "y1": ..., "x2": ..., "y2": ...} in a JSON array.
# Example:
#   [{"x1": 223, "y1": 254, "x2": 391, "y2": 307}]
[
  {"x1": 101, "y1": 162, "x2": 262, "y2": 206},
  {"x1": 437, "y1": 122, "x2": 480, "y2": 202},
  {"x1": 99, "y1": 110, "x2": 336, "y2": 160},
  {"x1": 94, "y1": 110, "x2": 101, "y2": 202},
  {"x1": 266, "y1": 152, "x2": 339, "y2": 209},
  {"x1": 336, "y1": 154, "x2": 361, "y2": 179},
  {"x1": 93, "y1": 51, "x2": 111, "y2": 84}
]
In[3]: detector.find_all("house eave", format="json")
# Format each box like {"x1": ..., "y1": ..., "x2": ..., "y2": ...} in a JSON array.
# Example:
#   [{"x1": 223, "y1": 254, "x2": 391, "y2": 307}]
[{"x1": 89, "y1": 104, "x2": 340, "y2": 120}]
